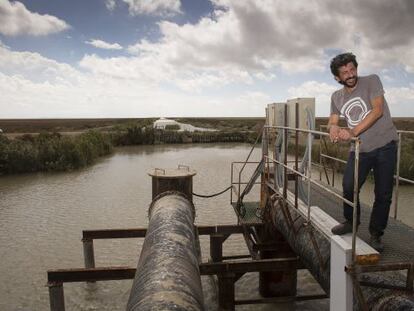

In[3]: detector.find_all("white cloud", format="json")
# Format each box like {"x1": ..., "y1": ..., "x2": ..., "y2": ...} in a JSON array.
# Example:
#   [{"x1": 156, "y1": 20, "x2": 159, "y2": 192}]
[
  {"x1": 255, "y1": 72, "x2": 276, "y2": 82},
  {"x1": 387, "y1": 85, "x2": 414, "y2": 102},
  {"x1": 386, "y1": 85, "x2": 414, "y2": 116},
  {"x1": 0, "y1": 44, "x2": 260, "y2": 118},
  {"x1": 77, "y1": 0, "x2": 414, "y2": 98},
  {"x1": 128, "y1": 0, "x2": 414, "y2": 75},
  {"x1": 85, "y1": 39, "x2": 123, "y2": 50},
  {"x1": 0, "y1": 0, "x2": 70, "y2": 36},
  {"x1": 79, "y1": 53, "x2": 165, "y2": 84},
  {"x1": 122, "y1": 0, "x2": 181, "y2": 16},
  {"x1": 105, "y1": 0, "x2": 116, "y2": 11},
  {"x1": 2, "y1": 0, "x2": 414, "y2": 118},
  {"x1": 123, "y1": 1, "x2": 326, "y2": 80},
  {"x1": 0, "y1": 45, "x2": 80, "y2": 84}
]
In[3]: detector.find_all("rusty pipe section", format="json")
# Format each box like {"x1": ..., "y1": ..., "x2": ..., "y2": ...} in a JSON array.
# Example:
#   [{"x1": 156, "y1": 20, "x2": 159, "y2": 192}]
[{"x1": 127, "y1": 192, "x2": 204, "y2": 311}]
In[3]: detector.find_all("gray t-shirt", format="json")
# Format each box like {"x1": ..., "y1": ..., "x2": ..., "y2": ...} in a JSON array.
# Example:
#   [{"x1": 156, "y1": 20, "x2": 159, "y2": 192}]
[{"x1": 330, "y1": 74, "x2": 398, "y2": 153}]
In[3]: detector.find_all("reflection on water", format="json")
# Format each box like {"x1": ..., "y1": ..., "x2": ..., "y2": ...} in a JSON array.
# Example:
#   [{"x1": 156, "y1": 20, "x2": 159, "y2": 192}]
[{"x1": 0, "y1": 143, "x2": 411, "y2": 310}]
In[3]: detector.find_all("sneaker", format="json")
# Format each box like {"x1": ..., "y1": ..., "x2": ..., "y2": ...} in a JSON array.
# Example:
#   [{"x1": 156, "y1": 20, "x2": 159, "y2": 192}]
[
  {"x1": 369, "y1": 235, "x2": 384, "y2": 253},
  {"x1": 331, "y1": 221, "x2": 355, "y2": 235}
]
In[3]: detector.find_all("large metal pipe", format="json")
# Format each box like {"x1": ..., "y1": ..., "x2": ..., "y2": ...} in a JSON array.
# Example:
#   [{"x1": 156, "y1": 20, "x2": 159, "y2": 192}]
[
  {"x1": 270, "y1": 198, "x2": 414, "y2": 310},
  {"x1": 270, "y1": 198, "x2": 331, "y2": 292},
  {"x1": 127, "y1": 192, "x2": 204, "y2": 311}
]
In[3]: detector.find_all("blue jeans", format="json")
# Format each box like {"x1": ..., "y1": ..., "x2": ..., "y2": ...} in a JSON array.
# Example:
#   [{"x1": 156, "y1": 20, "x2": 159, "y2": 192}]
[{"x1": 342, "y1": 140, "x2": 397, "y2": 236}]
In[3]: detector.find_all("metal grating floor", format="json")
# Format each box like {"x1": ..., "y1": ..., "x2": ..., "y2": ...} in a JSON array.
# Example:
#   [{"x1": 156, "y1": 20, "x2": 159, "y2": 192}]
[
  {"x1": 306, "y1": 183, "x2": 414, "y2": 264},
  {"x1": 231, "y1": 201, "x2": 262, "y2": 225}
]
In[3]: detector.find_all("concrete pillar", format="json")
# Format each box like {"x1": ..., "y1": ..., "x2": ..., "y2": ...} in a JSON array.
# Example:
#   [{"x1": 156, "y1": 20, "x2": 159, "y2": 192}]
[{"x1": 330, "y1": 235, "x2": 353, "y2": 311}]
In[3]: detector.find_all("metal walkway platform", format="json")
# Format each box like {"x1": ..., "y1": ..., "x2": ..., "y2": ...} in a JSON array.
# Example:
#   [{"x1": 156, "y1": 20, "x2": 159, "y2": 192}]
[
  {"x1": 307, "y1": 183, "x2": 414, "y2": 264},
  {"x1": 231, "y1": 201, "x2": 262, "y2": 225}
]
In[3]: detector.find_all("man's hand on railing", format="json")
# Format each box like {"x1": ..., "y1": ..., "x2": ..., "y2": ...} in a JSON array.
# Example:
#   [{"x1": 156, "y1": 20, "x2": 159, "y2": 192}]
[
  {"x1": 338, "y1": 128, "x2": 355, "y2": 142},
  {"x1": 329, "y1": 125, "x2": 340, "y2": 143}
]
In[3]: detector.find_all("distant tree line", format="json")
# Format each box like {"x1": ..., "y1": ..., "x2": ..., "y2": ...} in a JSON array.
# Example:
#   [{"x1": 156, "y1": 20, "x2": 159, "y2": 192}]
[
  {"x1": 3, "y1": 122, "x2": 412, "y2": 180},
  {"x1": 0, "y1": 123, "x2": 260, "y2": 175}
]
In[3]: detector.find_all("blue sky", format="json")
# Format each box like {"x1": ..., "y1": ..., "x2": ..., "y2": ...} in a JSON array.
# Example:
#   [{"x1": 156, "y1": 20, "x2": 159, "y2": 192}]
[{"x1": 0, "y1": 0, "x2": 413, "y2": 118}]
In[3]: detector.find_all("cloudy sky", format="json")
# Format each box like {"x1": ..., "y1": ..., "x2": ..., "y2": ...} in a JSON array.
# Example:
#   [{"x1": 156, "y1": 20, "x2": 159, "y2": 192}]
[{"x1": 0, "y1": 0, "x2": 413, "y2": 118}]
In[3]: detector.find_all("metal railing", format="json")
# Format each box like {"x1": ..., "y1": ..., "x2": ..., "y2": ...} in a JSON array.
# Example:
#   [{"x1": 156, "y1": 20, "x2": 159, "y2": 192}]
[
  {"x1": 230, "y1": 161, "x2": 262, "y2": 205},
  {"x1": 264, "y1": 125, "x2": 361, "y2": 263},
  {"x1": 231, "y1": 123, "x2": 413, "y2": 263},
  {"x1": 393, "y1": 130, "x2": 414, "y2": 219},
  {"x1": 318, "y1": 126, "x2": 414, "y2": 220},
  {"x1": 234, "y1": 129, "x2": 263, "y2": 205}
]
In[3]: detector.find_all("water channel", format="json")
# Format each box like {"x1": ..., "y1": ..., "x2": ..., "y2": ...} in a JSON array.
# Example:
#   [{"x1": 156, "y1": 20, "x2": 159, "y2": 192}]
[{"x1": 0, "y1": 143, "x2": 412, "y2": 311}]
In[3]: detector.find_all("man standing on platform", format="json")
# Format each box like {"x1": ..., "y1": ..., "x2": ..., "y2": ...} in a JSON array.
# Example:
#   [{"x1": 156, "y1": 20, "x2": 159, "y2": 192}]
[{"x1": 327, "y1": 52, "x2": 398, "y2": 252}]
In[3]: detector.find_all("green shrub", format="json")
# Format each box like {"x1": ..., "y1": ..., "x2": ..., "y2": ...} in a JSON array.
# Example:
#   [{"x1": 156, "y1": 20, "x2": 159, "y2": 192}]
[
  {"x1": 0, "y1": 130, "x2": 113, "y2": 174},
  {"x1": 2, "y1": 139, "x2": 39, "y2": 173}
]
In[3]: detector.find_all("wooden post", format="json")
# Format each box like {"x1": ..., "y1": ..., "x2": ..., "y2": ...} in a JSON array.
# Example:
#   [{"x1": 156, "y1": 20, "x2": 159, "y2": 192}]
[
  {"x1": 48, "y1": 283, "x2": 65, "y2": 311},
  {"x1": 218, "y1": 273, "x2": 235, "y2": 311},
  {"x1": 210, "y1": 234, "x2": 223, "y2": 262}
]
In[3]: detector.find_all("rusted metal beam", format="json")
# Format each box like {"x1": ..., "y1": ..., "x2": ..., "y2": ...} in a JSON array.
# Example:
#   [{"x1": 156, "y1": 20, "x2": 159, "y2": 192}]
[
  {"x1": 198, "y1": 225, "x2": 251, "y2": 235},
  {"x1": 235, "y1": 294, "x2": 328, "y2": 305},
  {"x1": 210, "y1": 234, "x2": 227, "y2": 262},
  {"x1": 47, "y1": 257, "x2": 301, "y2": 284},
  {"x1": 82, "y1": 228, "x2": 147, "y2": 239},
  {"x1": 81, "y1": 224, "x2": 257, "y2": 240},
  {"x1": 252, "y1": 241, "x2": 289, "y2": 252},
  {"x1": 47, "y1": 267, "x2": 136, "y2": 283},
  {"x1": 48, "y1": 282, "x2": 65, "y2": 311},
  {"x1": 218, "y1": 273, "x2": 236, "y2": 311},
  {"x1": 407, "y1": 264, "x2": 414, "y2": 292},
  {"x1": 349, "y1": 267, "x2": 369, "y2": 311},
  {"x1": 82, "y1": 238, "x2": 96, "y2": 284},
  {"x1": 199, "y1": 257, "x2": 298, "y2": 275},
  {"x1": 82, "y1": 239, "x2": 95, "y2": 269},
  {"x1": 222, "y1": 254, "x2": 251, "y2": 260},
  {"x1": 346, "y1": 262, "x2": 413, "y2": 274}
]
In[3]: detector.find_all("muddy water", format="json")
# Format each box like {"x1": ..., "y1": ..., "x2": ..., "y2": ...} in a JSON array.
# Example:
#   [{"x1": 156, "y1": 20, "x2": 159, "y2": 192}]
[{"x1": 0, "y1": 143, "x2": 411, "y2": 310}]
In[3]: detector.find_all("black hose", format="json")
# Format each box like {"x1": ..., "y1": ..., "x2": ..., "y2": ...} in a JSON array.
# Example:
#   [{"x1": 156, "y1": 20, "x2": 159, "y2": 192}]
[{"x1": 192, "y1": 186, "x2": 232, "y2": 198}]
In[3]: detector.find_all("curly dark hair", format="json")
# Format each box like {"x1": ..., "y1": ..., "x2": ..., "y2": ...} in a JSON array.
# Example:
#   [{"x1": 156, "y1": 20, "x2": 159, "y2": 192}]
[{"x1": 330, "y1": 53, "x2": 358, "y2": 77}]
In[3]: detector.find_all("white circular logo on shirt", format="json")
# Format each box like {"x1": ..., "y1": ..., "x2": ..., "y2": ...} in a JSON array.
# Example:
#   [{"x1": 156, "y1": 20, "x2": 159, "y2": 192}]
[{"x1": 340, "y1": 97, "x2": 371, "y2": 128}]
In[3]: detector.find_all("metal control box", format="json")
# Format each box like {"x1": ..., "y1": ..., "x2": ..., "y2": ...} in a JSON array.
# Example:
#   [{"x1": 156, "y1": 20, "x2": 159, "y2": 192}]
[{"x1": 266, "y1": 98, "x2": 315, "y2": 144}]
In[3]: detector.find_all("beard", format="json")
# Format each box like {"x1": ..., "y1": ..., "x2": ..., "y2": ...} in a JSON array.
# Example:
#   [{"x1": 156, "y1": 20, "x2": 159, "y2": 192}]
[{"x1": 340, "y1": 76, "x2": 358, "y2": 88}]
